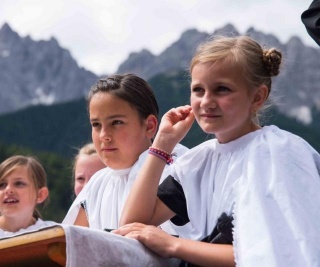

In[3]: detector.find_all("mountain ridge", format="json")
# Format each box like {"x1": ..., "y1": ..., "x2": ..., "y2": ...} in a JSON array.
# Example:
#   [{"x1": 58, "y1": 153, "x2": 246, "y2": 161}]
[{"x1": 1, "y1": 22, "x2": 320, "y2": 125}]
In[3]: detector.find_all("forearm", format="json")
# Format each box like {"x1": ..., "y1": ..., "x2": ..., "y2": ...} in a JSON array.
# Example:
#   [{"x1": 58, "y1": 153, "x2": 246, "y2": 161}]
[
  {"x1": 74, "y1": 207, "x2": 89, "y2": 227},
  {"x1": 120, "y1": 152, "x2": 169, "y2": 226},
  {"x1": 120, "y1": 106, "x2": 194, "y2": 226},
  {"x1": 171, "y1": 238, "x2": 235, "y2": 267}
]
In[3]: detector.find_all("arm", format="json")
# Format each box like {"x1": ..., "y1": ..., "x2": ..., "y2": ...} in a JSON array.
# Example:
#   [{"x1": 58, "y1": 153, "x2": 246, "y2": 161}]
[
  {"x1": 119, "y1": 106, "x2": 195, "y2": 227},
  {"x1": 74, "y1": 207, "x2": 89, "y2": 227},
  {"x1": 114, "y1": 223, "x2": 235, "y2": 267}
]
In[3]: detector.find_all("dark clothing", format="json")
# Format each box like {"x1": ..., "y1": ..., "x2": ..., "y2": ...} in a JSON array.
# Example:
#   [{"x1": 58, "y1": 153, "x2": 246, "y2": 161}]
[
  {"x1": 302, "y1": 0, "x2": 320, "y2": 46},
  {"x1": 158, "y1": 175, "x2": 233, "y2": 267},
  {"x1": 158, "y1": 175, "x2": 189, "y2": 226}
]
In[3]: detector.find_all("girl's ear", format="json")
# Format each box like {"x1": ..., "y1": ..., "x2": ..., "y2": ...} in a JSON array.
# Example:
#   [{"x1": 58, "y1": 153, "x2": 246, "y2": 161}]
[
  {"x1": 145, "y1": 114, "x2": 158, "y2": 138},
  {"x1": 251, "y1": 85, "x2": 269, "y2": 113},
  {"x1": 36, "y1": 187, "x2": 49, "y2": 204}
]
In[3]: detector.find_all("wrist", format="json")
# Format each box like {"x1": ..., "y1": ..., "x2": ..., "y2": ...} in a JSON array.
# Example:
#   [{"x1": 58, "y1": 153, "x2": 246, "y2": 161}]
[
  {"x1": 152, "y1": 135, "x2": 177, "y2": 153},
  {"x1": 168, "y1": 236, "x2": 183, "y2": 258},
  {"x1": 148, "y1": 147, "x2": 175, "y2": 165}
]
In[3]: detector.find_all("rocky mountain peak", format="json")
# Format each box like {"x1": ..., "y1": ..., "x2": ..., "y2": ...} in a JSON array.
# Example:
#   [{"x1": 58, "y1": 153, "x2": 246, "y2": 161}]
[
  {"x1": 0, "y1": 23, "x2": 97, "y2": 114},
  {"x1": 0, "y1": 22, "x2": 319, "y2": 125},
  {"x1": 0, "y1": 23, "x2": 21, "y2": 49},
  {"x1": 213, "y1": 23, "x2": 239, "y2": 36}
]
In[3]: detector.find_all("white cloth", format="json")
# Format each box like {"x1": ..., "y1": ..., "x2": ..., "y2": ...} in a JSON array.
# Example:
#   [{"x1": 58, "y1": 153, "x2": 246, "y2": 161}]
[
  {"x1": 0, "y1": 218, "x2": 58, "y2": 239},
  {"x1": 63, "y1": 144, "x2": 190, "y2": 235},
  {"x1": 62, "y1": 224, "x2": 179, "y2": 267},
  {"x1": 170, "y1": 125, "x2": 320, "y2": 266}
]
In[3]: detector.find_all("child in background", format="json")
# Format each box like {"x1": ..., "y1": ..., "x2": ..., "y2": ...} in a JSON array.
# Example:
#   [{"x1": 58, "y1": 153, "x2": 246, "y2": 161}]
[
  {"x1": 73, "y1": 143, "x2": 106, "y2": 196},
  {"x1": 0, "y1": 155, "x2": 57, "y2": 238},
  {"x1": 63, "y1": 74, "x2": 189, "y2": 235},
  {"x1": 117, "y1": 36, "x2": 320, "y2": 266}
]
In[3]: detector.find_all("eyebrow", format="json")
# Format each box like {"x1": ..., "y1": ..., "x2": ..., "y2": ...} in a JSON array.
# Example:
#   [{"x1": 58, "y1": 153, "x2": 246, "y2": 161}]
[
  {"x1": 1, "y1": 177, "x2": 27, "y2": 182},
  {"x1": 90, "y1": 114, "x2": 127, "y2": 122},
  {"x1": 190, "y1": 80, "x2": 202, "y2": 87}
]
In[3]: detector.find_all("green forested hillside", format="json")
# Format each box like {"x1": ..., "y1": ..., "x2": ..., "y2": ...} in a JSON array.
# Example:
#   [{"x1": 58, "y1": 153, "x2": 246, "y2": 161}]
[
  {"x1": 0, "y1": 70, "x2": 319, "y2": 222},
  {"x1": 0, "y1": 98, "x2": 92, "y2": 157}
]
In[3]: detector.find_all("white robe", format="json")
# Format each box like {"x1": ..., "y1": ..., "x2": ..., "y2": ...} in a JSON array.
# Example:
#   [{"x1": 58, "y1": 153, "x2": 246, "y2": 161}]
[
  {"x1": 63, "y1": 144, "x2": 190, "y2": 235},
  {"x1": 169, "y1": 125, "x2": 320, "y2": 266},
  {"x1": 0, "y1": 218, "x2": 58, "y2": 239}
]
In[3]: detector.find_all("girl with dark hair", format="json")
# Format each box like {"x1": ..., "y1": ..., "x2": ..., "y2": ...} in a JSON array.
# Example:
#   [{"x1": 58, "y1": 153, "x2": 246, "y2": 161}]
[{"x1": 63, "y1": 74, "x2": 189, "y2": 235}]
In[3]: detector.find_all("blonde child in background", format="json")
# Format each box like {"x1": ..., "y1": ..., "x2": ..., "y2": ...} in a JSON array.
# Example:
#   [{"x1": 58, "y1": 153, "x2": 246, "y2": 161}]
[
  {"x1": 63, "y1": 74, "x2": 190, "y2": 235},
  {"x1": 73, "y1": 143, "x2": 106, "y2": 196},
  {"x1": 117, "y1": 36, "x2": 320, "y2": 266},
  {"x1": 0, "y1": 155, "x2": 57, "y2": 238}
]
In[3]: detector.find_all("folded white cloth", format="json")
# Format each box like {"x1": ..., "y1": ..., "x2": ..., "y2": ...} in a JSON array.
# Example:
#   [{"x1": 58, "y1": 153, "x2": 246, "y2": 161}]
[{"x1": 62, "y1": 224, "x2": 179, "y2": 267}]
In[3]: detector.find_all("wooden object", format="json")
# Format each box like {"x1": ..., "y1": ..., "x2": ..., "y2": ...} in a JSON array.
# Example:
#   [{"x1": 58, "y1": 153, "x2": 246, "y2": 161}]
[{"x1": 0, "y1": 226, "x2": 66, "y2": 267}]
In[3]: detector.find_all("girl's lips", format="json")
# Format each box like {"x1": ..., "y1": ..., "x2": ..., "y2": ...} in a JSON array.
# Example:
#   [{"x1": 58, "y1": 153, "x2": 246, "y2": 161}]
[
  {"x1": 101, "y1": 147, "x2": 117, "y2": 152},
  {"x1": 201, "y1": 113, "x2": 221, "y2": 118},
  {"x1": 3, "y1": 198, "x2": 19, "y2": 204}
]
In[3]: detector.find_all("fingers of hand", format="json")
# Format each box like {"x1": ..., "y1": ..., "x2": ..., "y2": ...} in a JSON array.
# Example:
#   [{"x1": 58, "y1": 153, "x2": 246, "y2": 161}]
[
  {"x1": 113, "y1": 222, "x2": 145, "y2": 236},
  {"x1": 167, "y1": 105, "x2": 192, "y2": 123}
]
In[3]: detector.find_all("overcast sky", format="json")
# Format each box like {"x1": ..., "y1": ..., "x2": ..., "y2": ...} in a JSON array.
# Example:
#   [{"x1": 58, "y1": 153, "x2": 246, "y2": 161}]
[{"x1": 0, "y1": 0, "x2": 315, "y2": 75}]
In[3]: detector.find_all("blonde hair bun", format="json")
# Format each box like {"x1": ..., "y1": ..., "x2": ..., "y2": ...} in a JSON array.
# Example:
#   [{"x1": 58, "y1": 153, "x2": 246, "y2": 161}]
[{"x1": 262, "y1": 48, "x2": 282, "y2": 77}]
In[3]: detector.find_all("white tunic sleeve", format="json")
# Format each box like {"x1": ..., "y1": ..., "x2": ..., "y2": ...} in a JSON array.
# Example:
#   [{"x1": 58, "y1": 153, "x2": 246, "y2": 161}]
[{"x1": 234, "y1": 126, "x2": 320, "y2": 266}]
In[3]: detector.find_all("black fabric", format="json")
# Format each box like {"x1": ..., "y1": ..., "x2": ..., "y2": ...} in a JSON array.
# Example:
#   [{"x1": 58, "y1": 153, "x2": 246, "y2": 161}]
[
  {"x1": 301, "y1": 0, "x2": 320, "y2": 46},
  {"x1": 179, "y1": 213, "x2": 234, "y2": 267},
  {"x1": 157, "y1": 175, "x2": 189, "y2": 226}
]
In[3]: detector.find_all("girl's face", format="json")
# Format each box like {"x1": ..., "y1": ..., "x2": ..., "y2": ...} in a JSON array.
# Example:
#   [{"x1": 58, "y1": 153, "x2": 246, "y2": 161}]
[
  {"x1": 74, "y1": 153, "x2": 105, "y2": 196},
  {"x1": 191, "y1": 61, "x2": 262, "y2": 143},
  {"x1": 0, "y1": 165, "x2": 37, "y2": 218},
  {"x1": 90, "y1": 92, "x2": 155, "y2": 170}
]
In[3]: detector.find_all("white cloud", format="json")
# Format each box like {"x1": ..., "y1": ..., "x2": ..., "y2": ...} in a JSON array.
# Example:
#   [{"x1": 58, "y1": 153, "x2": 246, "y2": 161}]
[
  {"x1": 0, "y1": 0, "x2": 317, "y2": 75},
  {"x1": 289, "y1": 106, "x2": 313, "y2": 125}
]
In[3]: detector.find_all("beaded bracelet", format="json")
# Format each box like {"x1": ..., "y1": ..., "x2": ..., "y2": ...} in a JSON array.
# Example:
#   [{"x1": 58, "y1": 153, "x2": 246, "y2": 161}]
[{"x1": 148, "y1": 147, "x2": 175, "y2": 165}]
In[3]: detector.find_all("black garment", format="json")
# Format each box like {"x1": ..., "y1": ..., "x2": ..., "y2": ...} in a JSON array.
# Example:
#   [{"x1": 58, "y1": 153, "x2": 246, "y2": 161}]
[
  {"x1": 179, "y1": 213, "x2": 234, "y2": 267},
  {"x1": 158, "y1": 175, "x2": 189, "y2": 226},
  {"x1": 158, "y1": 176, "x2": 234, "y2": 267},
  {"x1": 301, "y1": 0, "x2": 320, "y2": 46}
]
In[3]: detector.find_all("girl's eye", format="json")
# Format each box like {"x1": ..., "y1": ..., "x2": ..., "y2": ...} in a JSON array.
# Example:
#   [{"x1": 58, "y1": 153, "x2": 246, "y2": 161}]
[
  {"x1": 216, "y1": 86, "x2": 231, "y2": 93},
  {"x1": 191, "y1": 87, "x2": 203, "y2": 93},
  {"x1": 112, "y1": 120, "x2": 123, "y2": 126},
  {"x1": 15, "y1": 181, "x2": 27, "y2": 187},
  {"x1": 91, "y1": 122, "x2": 100, "y2": 128},
  {"x1": 0, "y1": 182, "x2": 7, "y2": 190},
  {"x1": 76, "y1": 177, "x2": 85, "y2": 184}
]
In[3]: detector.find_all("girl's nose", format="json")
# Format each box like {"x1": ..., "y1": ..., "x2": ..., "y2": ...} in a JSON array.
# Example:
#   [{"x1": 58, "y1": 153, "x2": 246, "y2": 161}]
[
  {"x1": 5, "y1": 185, "x2": 14, "y2": 195},
  {"x1": 100, "y1": 127, "x2": 111, "y2": 141},
  {"x1": 201, "y1": 92, "x2": 217, "y2": 109}
]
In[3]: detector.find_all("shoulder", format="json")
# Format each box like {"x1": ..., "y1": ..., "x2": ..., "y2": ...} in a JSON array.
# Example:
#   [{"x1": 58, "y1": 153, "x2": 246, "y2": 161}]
[
  {"x1": 259, "y1": 125, "x2": 317, "y2": 151},
  {"x1": 35, "y1": 218, "x2": 58, "y2": 228},
  {"x1": 84, "y1": 167, "x2": 110, "y2": 188},
  {"x1": 247, "y1": 125, "x2": 320, "y2": 170}
]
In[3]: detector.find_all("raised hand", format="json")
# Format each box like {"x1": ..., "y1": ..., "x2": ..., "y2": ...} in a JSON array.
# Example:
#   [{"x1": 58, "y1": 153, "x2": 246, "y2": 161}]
[{"x1": 154, "y1": 105, "x2": 195, "y2": 152}]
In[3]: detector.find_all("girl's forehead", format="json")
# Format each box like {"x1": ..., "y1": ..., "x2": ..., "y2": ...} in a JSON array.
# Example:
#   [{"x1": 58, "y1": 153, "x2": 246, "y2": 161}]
[
  {"x1": 90, "y1": 92, "x2": 123, "y2": 106},
  {"x1": 2, "y1": 165, "x2": 31, "y2": 180},
  {"x1": 90, "y1": 93, "x2": 136, "y2": 113}
]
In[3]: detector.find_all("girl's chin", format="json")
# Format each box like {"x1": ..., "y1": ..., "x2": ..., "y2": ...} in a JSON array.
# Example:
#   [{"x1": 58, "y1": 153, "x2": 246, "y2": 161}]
[{"x1": 199, "y1": 125, "x2": 217, "y2": 135}]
